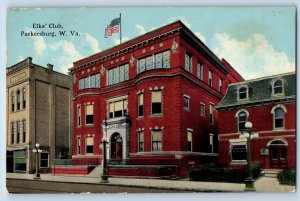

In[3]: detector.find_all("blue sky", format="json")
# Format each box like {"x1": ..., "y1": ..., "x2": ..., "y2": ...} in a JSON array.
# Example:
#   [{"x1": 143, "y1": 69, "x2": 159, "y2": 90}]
[{"x1": 6, "y1": 7, "x2": 295, "y2": 79}]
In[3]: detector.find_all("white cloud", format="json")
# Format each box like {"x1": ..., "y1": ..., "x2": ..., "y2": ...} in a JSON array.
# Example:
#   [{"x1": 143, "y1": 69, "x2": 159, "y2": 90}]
[
  {"x1": 27, "y1": 29, "x2": 47, "y2": 56},
  {"x1": 194, "y1": 32, "x2": 206, "y2": 43},
  {"x1": 114, "y1": 37, "x2": 130, "y2": 45},
  {"x1": 136, "y1": 24, "x2": 146, "y2": 35},
  {"x1": 84, "y1": 33, "x2": 101, "y2": 53},
  {"x1": 167, "y1": 16, "x2": 191, "y2": 28},
  {"x1": 18, "y1": 56, "x2": 25, "y2": 62},
  {"x1": 213, "y1": 33, "x2": 295, "y2": 79},
  {"x1": 50, "y1": 40, "x2": 82, "y2": 74}
]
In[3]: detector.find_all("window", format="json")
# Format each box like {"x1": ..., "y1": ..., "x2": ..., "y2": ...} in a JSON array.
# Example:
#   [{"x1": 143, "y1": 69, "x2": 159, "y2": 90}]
[
  {"x1": 40, "y1": 153, "x2": 49, "y2": 168},
  {"x1": 16, "y1": 121, "x2": 20, "y2": 143},
  {"x1": 108, "y1": 64, "x2": 129, "y2": 85},
  {"x1": 79, "y1": 73, "x2": 100, "y2": 90},
  {"x1": 209, "y1": 103, "x2": 214, "y2": 124},
  {"x1": 11, "y1": 93, "x2": 15, "y2": 112},
  {"x1": 274, "y1": 107, "x2": 284, "y2": 128},
  {"x1": 185, "y1": 52, "x2": 192, "y2": 73},
  {"x1": 138, "y1": 93, "x2": 144, "y2": 117},
  {"x1": 138, "y1": 131, "x2": 144, "y2": 152},
  {"x1": 151, "y1": 91, "x2": 162, "y2": 115},
  {"x1": 187, "y1": 130, "x2": 192, "y2": 151},
  {"x1": 138, "y1": 50, "x2": 170, "y2": 74},
  {"x1": 11, "y1": 122, "x2": 14, "y2": 144},
  {"x1": 108, "y1": 99, "x2": 128, "y2": 118},
  {"x1": 17, "y1": 90, "x2": 20, "y2": 110},
  {"x1": 200, "y1": 103, "x2": 205, "y2": 117},
  {"x1": 273, "y1": 79, "x2": 283, "y2": 94},
  {"x1": 85, "y1": 104, "x2": 94, "y2": 125},
  {"x1": 231, "y1": 144, "x2": 247, "y2": 161},
  {"x1": 86, "y1": 137, "x2": 94, "y2": 154},
  {"x1": 238, "y1": 87, "x2": 247, "y2": 100},
  {"x1": 219, "y1": 79, "x2": 222, "y2": 93},
  {"x1": 197, "y1": 62, "x2": 203, "y2": 80},
  {"x1": 183, "y1": 95, "x2": 190, "y2": 110},
  {"x1": 208, "y1": 70, "x2": 213, "y2": 87},
  {"x1": 22, "y1": 88, "x2": 26, "y2": 109},
  {"x1": 152, "y1": 130, "x2": 162, "y2": 151},
  {"x1": 22, "y1": 120, "x2": 26, "y2": 143},
  {"x1": 77, "y1": 137, "x2": 81, "y2": 155},
  {"x1": 77, "y1": 106, "x2": 81, "y2": 127},
  {"x1": 238, "y1": 112, "x2": 247, "y2": 131}
]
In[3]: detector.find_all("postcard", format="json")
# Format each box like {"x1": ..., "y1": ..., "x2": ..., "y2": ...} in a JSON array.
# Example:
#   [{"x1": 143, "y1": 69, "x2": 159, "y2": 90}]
[{"x1": 5, "y1": 7, "x2": 296, "y2": 194}]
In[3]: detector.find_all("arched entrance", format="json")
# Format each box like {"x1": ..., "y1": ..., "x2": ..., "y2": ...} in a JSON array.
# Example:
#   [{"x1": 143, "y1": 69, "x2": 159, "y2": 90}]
[
  {"x1": 110, "y1": 133, "x2": 123, "y2": 160},
  {"x1": 268, "y1": 139, "x2": 288, "y2": 168}
]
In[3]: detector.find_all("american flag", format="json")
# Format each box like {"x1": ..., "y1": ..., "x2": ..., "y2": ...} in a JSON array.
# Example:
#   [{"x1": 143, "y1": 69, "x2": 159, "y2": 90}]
[{"x1": 105, "y1": 17, "x2": 120, "y2": 38}]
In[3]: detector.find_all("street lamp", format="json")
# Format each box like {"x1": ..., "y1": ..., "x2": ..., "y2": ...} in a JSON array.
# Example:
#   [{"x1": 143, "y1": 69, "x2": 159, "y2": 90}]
[
  {"x1": 100, "y1": 118, "x2": 109, "y2": 183},
  {"x1": 239, "y1": 121, "x2": 259, "y2": 191},
  {"x1": 32, "y1": 143, "x2": 42, "y2": 179}
]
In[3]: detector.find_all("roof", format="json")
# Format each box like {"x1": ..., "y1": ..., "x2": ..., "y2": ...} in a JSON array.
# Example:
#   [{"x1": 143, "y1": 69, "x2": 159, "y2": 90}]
[
  {"x1": 216, "y1": 72, "x2": 296, "y2": 110},
  {"x1": 70, "y1": 20, "x2": 229, "y2": 74}
]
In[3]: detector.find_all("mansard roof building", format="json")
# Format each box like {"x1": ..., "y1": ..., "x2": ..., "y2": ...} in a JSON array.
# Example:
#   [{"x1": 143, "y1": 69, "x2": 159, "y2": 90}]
[{"x1": 216, "y1": 72, "x2": 295, "y2": 169}]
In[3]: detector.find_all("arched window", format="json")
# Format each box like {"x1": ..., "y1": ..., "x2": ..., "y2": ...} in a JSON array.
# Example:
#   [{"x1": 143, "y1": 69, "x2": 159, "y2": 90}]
[
  {"x1": 22, "y1": 88, "x2": 26, "y2": 109},
  {"x1": 273, "y1": 79, "x2": 283, "y2": 94},
  {"x1": 238, "y1": 87, "x2": 247, "y2": 100},
  {"x1": 16, "y1": 90, "x2": 20, "y2": 110},
  {"x1": 238, "y1": 112, "x2": 247, "y2": 131},
  {"x1": 11, "y1": 93, "x2": 15, "y2": 112},
  {"x1": 274, "y1": 107, "x2": 284, "y2": 128}
]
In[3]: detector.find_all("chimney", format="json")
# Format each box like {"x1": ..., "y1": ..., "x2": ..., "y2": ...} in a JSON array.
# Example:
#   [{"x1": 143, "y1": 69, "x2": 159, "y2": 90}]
[
  {"x1": 27, "y1": 57, "x2": 32, "y2": 64},
  {"x1": 47, "y1": 63, "x2": 53, "y2": 72}
]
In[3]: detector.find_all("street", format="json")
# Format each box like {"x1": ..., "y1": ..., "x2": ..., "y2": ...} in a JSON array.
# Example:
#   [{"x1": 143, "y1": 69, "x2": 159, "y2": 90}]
[{"x1": 6, "y1": 178, "x2": 197, "y2": 193}]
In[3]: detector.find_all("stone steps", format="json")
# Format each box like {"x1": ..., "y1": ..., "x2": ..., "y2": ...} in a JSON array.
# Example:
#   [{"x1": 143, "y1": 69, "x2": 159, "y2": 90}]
[
  {"x1": 263, "y1": 169, "x2": 281, "y2": 178},
  {"x1": 88, "y1": 165, "x2": 103, "y2": 178}
]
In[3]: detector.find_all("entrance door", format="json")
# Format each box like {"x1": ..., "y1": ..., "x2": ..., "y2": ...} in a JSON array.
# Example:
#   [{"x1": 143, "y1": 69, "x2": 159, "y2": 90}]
[
  {"x1": 110, "y1": 133, "x2": 123, "y2": 160},
  {"x1": 270, "y1": 146, "x2": 287, "y2": 168},
  {"x1": 6, "y1": 151, "x2": 14, "y2": 173}
]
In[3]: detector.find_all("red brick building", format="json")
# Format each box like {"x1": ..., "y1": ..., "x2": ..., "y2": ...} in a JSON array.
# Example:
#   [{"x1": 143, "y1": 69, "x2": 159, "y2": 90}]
[
  {"x1": 216, "y1": 72, "x2": 295, "y2": 170},
  {"x1": 66, "y1": 21, "x2": 243, "y2": 177}
]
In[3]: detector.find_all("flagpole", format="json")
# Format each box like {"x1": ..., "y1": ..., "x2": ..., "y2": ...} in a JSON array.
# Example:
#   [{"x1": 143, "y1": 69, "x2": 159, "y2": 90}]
[{"x1": 119, "y1": 13, "x2": 122, "y2": 44}]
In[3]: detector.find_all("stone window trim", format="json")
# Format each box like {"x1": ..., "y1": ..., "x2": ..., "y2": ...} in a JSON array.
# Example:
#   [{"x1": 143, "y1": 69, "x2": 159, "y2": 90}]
[
  {"x1": 151, "y1": 129, "x2": 163, "y2": 152},
  {"x1": 237, "y1": 85, "x2": 249, "y2": 101},
  {"x1": 271, "y1": 78, "x2": 285, "y2": 96},
  {"x1": 183, "y1": 94, "x2": 190, "y2": 111},
  {"x1": 209, "y1": 102, "x2": 214, "y2": 125},
  {"x1": 235, "y1": 109, "x2": 250, "y2": 133},
  {"x1": 187, "y1": 129, "x2": 193, "y2": 152},
  {"x1": 185, "y1": 51, "x2": 193, "y2": 73},
  {"x1": 106, "y1": 94, "x2": 129, "y2": 118},
  {"x1": 85, "y1": 135, "x2": 95, "y2": 155},
  {"x1": 229, "y1": 139, "x2": 247, "y2": 164},
  {"x1": 150, "y1": 87, "x2": 164, "y2": 116},
  {"x1": 271, "y1": 104, "x2": 287, "y2": 130},
  {"x1": 137, "y1": 92, "x2": 144, "y2": 118},
  {"x1": 197, "y1": 62, "x2": 204, "y2": 80},
  {"x1": 208, "y1": 70, "x2": 213, "y2": 87},
  {"x1": 77, "y1": 105, "x2": 82, "y2": 127},
  {"x1": 84, "y1": 102, "x2": 95, "y2": 126},
  {"x1": 200, "y1": 102, "x2": 206, "y2": 117},
  {"x1": 137, "y1": 50, "x2": 170, "y2": 74},
  {"x1": 267, "y1": 138, "x2": 288, "y2": 147}
]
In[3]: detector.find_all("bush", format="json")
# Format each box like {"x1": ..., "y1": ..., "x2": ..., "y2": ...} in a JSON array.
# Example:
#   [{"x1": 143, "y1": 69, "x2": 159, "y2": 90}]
[
  {"x1": 277, "y1": 169, "x2": 296, "y2": 186},
  {"x1": 189, "y1": 162, "x2": 263, "y2": 183}
]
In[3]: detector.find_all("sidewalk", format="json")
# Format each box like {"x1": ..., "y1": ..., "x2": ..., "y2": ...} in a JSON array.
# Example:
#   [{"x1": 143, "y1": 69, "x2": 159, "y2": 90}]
[{"x1": 6, "y1": 173, "x2": 295, "y2": 192}]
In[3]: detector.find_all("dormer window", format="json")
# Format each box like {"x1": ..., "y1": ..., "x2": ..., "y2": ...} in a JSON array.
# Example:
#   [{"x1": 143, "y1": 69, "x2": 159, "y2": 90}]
[
  {"x1": 238, "y1": 86, "x2": 248, "y2": 100},
  {"x1": 273, "y1": 79, "x2": 283, "y2": 95}
]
